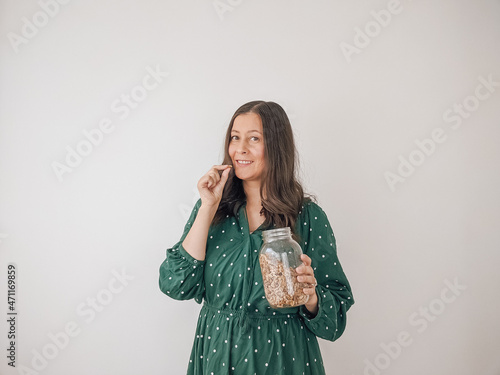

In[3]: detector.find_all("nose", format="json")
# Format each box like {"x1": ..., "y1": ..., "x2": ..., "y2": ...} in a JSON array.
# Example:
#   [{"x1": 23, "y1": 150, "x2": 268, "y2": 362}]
[{"x1": 237, "y1": 141, "x2": 249, "y2": 154}]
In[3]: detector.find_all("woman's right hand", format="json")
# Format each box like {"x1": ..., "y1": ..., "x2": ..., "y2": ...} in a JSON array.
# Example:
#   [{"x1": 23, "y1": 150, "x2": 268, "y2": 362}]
[{"x1": 197, "y1": 165, "x2": 232, "y2": 209}]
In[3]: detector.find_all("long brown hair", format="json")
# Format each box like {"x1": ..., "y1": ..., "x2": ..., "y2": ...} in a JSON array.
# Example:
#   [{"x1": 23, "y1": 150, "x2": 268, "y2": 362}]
[{"x1": 212, "y1": 101, "x2": 314, "y2": 237}]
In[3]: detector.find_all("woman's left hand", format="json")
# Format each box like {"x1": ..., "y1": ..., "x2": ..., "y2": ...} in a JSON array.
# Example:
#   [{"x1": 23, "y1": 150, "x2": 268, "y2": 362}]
[{"x1": 296, "y1": 254, "x2": 319, "y2": 316}]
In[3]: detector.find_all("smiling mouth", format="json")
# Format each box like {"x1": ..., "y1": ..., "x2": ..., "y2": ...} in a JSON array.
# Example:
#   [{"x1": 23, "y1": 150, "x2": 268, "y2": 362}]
[{"x1": 236, "y1": 160, "x2": 253, "y2": 165}]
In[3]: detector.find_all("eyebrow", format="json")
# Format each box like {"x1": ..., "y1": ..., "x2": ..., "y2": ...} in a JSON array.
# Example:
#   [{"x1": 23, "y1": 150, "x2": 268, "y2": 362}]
[{"x1": 231, "y1": 130, "x2": 262, "y2": 134}]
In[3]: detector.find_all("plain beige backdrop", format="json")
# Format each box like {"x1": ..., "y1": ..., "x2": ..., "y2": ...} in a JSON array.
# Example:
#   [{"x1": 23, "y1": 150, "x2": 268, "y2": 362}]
[{"x1": 1, "y1": 0, "x2": 499, "y2": 374}]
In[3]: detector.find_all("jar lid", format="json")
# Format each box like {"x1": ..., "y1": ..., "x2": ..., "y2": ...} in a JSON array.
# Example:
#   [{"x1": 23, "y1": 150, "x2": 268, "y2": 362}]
[{"x1": 262, "y1": 227, "x2": 291, "y2": 241}]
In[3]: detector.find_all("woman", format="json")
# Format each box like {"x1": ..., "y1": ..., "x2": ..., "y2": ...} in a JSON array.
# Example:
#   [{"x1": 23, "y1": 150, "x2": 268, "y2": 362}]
[{"x1": 159, "y1": 101, "x2": 354, "y2": 374}]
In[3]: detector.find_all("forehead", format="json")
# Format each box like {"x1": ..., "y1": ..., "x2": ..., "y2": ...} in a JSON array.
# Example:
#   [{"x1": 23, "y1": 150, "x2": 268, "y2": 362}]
[{"x1": 232, "y1": 112, "x2": 263, "y2": 133}]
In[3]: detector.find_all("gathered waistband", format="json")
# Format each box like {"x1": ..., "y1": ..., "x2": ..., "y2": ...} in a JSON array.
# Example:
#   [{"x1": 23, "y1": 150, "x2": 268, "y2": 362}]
[{"x1": 202, "y1": 302, "x2": 299, "y2": 320}]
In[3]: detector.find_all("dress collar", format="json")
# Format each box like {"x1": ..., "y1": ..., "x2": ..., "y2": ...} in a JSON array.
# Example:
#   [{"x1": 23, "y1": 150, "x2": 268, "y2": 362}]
[{"x1": 238, "y1": 202, "x2": 267, "y2": 235}]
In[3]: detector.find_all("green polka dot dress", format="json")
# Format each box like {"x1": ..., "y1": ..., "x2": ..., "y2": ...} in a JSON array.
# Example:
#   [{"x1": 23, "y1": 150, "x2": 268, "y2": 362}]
[{"x1": 159, "y1": 199, "x2": 354, "y2": 374}]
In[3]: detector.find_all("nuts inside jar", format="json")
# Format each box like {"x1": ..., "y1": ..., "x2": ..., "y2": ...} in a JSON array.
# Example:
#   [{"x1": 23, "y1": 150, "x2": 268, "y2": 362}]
[{"x1": 259, "y1": 253, "x2": 309, "y2": 308}]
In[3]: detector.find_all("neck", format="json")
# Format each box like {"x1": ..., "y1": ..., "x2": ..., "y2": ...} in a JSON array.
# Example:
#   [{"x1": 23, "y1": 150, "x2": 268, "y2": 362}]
[{"x1": 243, "y1": 180, "x2": 262, "y2": 207}]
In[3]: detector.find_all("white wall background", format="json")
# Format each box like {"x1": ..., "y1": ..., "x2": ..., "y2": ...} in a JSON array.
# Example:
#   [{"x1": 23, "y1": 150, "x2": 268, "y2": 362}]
[{"x1": 1, "y1": 1, "x2": 499, "y2": 374}]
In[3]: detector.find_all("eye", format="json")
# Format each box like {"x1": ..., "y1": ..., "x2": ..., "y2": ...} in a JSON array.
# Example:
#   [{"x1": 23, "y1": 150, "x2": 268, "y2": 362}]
[
  {"x1": 230, "y1": 135, "x2": 239, "y2": 141},
  {"x1": 250, "y1": 136, "x2": 260, "y2": 141}
]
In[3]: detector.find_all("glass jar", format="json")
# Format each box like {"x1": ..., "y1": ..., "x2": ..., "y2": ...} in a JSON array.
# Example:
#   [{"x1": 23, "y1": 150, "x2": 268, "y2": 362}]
[{"x1": 259, "y1": 227, "x2": 309, "y2": 308}]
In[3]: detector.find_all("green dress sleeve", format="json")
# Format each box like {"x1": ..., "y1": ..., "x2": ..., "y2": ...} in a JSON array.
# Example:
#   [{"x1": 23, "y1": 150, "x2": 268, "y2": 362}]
[
  {"x1": 296, "y1": 201, "x2": 355, "y2": 341},
  {"x1": 159, "y1": 198, "x2": 206, "y2": 304}
]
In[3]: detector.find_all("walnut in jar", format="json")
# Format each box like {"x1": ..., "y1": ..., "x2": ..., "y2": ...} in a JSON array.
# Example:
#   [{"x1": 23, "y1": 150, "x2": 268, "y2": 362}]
[{"x1": 259, "y1": 228, "x2": 309, "y2": 308}]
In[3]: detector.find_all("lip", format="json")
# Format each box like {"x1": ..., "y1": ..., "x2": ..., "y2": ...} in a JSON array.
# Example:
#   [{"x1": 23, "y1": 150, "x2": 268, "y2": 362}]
[{"x1": 235, "y1": 160, "x2": 253, "y2": 166}]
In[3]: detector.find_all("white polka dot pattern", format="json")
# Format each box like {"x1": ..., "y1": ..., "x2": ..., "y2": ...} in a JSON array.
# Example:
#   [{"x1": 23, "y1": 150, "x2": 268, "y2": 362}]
[{"x1": 159, "y1": 198, "x2": 354, "y2": 374}]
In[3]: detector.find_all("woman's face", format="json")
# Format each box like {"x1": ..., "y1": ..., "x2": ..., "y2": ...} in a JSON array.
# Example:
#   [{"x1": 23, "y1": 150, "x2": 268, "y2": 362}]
[{"x1": 228, "y1": 112, "x2": 266, "y2": 184}]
